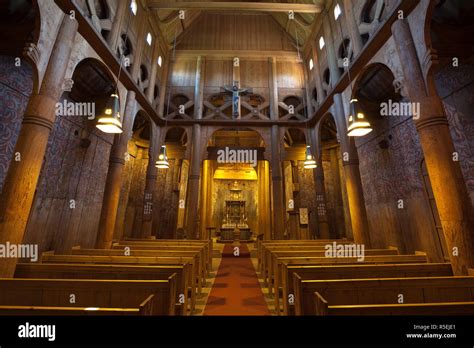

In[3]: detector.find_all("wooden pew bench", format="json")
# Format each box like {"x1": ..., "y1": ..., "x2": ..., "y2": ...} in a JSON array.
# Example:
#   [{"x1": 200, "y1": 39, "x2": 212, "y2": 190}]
[
  {"x1": 15, "y1": 263, "x2": 191, "y2": 315},
  {"x1": 72, "y1": 246, "x2": 204, "y2": 298},
  {"x1": 294, "y1": 275, "x2": 474, "y2": 315},
  {"x1": 279, "y1": 262, "x2": 452, "y2": 315},
  {"x1": 0, "y1": 277, "x2": 177, "y2": 315},
  {"x1": 111, "y1": 244, "x2": 207, "y2": 285},
  {"x1": 120, "y1": 239, "x2": 213, "y2": 273},
  {"x1": 0, "y1": 295, "x2": 155, "y2": 315},
  {"x1": 267, "y1": 248, "x2": 399, "y2": 293},
  {"x1": 313, "y1": 293, "x2": 474, "y2": 315},
  {"x1": 259, "y1": 240, "x2": 350, "y2": 274}
]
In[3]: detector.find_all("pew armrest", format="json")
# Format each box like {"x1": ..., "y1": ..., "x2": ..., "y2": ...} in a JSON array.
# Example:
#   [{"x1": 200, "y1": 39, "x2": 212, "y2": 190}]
[
  {"x1": 314, "y1": 292, "x2": 329, "y2": 316},
  {"x1": 293, "y1": 273, "x2": 303, "y2": 316},
  {"x1": 138, "y1": 294, "x2": 155, "y2": 316}
]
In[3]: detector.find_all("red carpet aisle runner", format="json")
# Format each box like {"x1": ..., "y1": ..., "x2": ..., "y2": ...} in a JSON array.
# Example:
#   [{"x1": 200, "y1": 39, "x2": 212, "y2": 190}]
[{"x1": 203, "y1": 244, "x2": 270, "y2": 315}]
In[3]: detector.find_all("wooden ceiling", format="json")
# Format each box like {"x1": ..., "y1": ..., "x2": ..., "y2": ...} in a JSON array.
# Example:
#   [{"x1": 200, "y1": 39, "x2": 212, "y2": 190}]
[{"x1": 146, "y1": 0, "x2": 327, "y2": 50}]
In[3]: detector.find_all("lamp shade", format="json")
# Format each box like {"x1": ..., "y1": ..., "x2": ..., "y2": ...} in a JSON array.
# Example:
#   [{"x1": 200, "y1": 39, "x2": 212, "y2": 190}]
[
  {"x1": 303, "y1": 145, "x2": 317, "y2": 169},
  {"x1": 347, "y1": 98, "x2": 372, "y2": 137},
  {"x1": 155, "y1": 145, "x2": 170, "y2": 169},
  {"x1": 96, "y1": 94, "x2": 123, "y2": 134}
]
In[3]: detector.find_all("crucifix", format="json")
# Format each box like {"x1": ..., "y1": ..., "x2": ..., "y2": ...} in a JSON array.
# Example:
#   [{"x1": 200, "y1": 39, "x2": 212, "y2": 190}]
[{"x1": 223, "y1": 80, "x2": 252, "y2": 119}]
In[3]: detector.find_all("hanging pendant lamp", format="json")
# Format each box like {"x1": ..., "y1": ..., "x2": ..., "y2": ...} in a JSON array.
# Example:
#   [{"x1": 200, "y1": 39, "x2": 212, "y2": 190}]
[
  {"x1": 96, "y1": 93, "x2": 123, "y2": 134},
  {"x1": 304, "y1": 145, "x2": 317, "y2": 169},
  {"x1": 347, "y1": 98, "x2": 372, "y2": 137},
  {"x1": 156, "y1": 145, "x2": 170, "y2": 169}
]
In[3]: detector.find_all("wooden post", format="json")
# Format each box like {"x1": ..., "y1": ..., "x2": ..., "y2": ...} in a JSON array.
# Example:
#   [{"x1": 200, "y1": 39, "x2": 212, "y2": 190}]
[
  {"x1": 0, "y1": 15, "x2": 78, "y2": 277},
  {"x1": 130, "y1": 8, "x2": 148, "y2": 81},
  {"x1": 269, "y1": 56, "x2": 286, "y2": 239},
  {"x1": 311, "y1": 43, "x2": 325, "y2": 104},
  {"x1": 107, "y1": 0, "x2": 127, "y2": 51},
  {"x1": 141, "y1": 123, "x2": 160, "y2": 238},
  {"x1": 342, "y1": 0, "x2": 364, "y2": 56},
  {"x1": 96, "y1": 91, "x2": 136, "y2": 248},
  {"x1": 146, "y1": 42, "x2": 161, "y2": 103},
  {"x1": 309, "y1": 126, "x2": 330, "y2": 238},
  {"x1": 157, "y1": 54, "x2": 170, "y2": 118},
  {"x1": 334, "y1": 93, "x2": 371, "y2": 247},
  {"x1": 392, "y1": 19, "x2": 474, "y2": 275},
  {"x1": 186, "y1": 124, "x2": 202, "y2": 239}
]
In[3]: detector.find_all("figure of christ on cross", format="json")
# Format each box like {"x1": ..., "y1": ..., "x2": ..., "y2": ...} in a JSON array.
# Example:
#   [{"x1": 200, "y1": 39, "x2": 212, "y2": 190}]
[{"x1": 223, "y1": 81, "x2": 252, "y2": 119}]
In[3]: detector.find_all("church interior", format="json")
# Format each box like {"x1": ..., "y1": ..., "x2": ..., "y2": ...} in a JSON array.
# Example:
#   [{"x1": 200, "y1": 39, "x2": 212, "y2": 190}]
[{"x1": 0, "y1": 0, "x2": 474, "y2": 321}]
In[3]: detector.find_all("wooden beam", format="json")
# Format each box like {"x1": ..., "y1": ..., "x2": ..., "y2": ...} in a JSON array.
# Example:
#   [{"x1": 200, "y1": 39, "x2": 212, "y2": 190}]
[{"x1": 147, "y1": 1, "x2": 322, "y2": 13}]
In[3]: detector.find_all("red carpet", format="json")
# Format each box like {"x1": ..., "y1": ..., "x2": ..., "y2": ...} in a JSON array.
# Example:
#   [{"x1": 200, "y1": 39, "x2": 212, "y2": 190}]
[{"x1": 204, "y1": 244, "x2": 270, "y2": 316}]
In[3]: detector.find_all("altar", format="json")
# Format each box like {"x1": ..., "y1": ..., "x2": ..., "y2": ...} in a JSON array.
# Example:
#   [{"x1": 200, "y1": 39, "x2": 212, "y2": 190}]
[{"x1": 219, "y1": 182, "x2": 252, "y2": 241}]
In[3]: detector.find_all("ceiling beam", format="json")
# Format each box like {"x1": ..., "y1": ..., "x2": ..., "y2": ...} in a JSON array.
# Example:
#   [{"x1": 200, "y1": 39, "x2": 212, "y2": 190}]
[{"x1": 147, "y1": 1, "x2": 323, "y2": 13}]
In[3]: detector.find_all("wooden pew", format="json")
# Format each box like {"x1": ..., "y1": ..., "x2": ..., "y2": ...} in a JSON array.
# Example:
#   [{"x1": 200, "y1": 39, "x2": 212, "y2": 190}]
[
  {"x1": 15, "y1": 263, "x2": 191, "y2": 315},
  {"x1": 120, "y1": 239, "x2": 213, "y2": 273},
  {"x1": 269, "y1": 253, "x2": 427, "y2": 311},
  {"x1": 0, "y1": 295, "x2": 155, "y2": 315},
  {"x1": 111, "y1": 244, "x2": 207, "y2": 285},
  {"x1": 280, "y1": 262, "x2": 452, "y2": 315},
  {"x1": 258, "y1": 240, "x2": 350, "y2": 274},
  {"x1": 294, "y1": 275, "x2": 474, "y2": 315},
  {"x1": 267, "y1": 248, "x2": 399, "y2": 294},
  {"x1": 41, "y1": 253, "x2": 201, "y2": 298},
  {"x1": 0, "y1": 277, "x2": 177, "y2": 315},
  {"x1": 72, "y1": 247, "x2": 204, "y2": 298},
  {"x1": 313, "y1": 292, "x2": 474, "y2": 315}
]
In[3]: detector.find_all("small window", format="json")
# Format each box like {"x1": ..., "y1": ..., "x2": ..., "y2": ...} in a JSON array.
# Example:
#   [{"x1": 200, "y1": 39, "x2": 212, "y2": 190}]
[
  {"x1": 319, "y1": 36, "x2": 325, "y2": 50},
  {"x1": 146, "y1": 33, "x2": 152, "y2": 46},
  {"x1": 158, "y1": 56, "x2": 162, "y2": 67},
  {"x1": 334, "y1": 4, "x2": 342, "y2": 20},
  {"x1": 130, "y1": 0, "x2": 137, "y2": 15},
  {"x1": 309, "y1": 58, "x2": 314, "y2": 71}
]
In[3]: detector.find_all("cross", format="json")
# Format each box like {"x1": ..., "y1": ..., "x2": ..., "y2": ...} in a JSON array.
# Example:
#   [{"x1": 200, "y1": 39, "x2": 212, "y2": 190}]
[{"x1": 223, "y1": 80, "x2": 252, "y2": 119}]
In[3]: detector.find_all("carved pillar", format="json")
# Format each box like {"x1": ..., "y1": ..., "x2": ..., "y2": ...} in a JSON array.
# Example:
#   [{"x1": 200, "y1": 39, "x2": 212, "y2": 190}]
[
  {"x1": 334, "y1": 93, "x2": 371, "y2": 246},
  {"x1": 194, "y1": 56, "x2": 205, "y2": 119},
  {"x1": 392, "y1": 19, "x2": 474, "y2": 275},
  {"x1": 323, "y1": 13, "x2": 341, "y2": 85},
  {"x1": 107, "y1": 0, "x2": 127, "y2": 51},
  {"x1": 310, "y1": 126, "x2": 330, "y2": 238},
  {"x1": 158, "y1": 54, "x2": 170, "y2": 118},
  {"x1": 311, "y1": 43, "x2": 325, "y2": 104},
  {"x1": 140, "y1": 122, "x2": 160, "y2": 238},
  {"x1": 342, "y1": 0, "x2": 364, "y2": 56},
  {"x1": 269, "y1": 57, "x2": 285, "y2": 239},
  {"x1": 186, "y1": 124, "x2": 202, "y2": 239},
  {"x1": 146, "y1": 42, "x2": 161, "y2": 103},
  {"x1": 96, "y1": 91, "x2": 136, "y2": 248},
  {"x1": 0, "y1": 15, "x2": 78, "y2": 277},
  {"x1": 130, "y1": 8, "x2": 148, "y2": 81}
]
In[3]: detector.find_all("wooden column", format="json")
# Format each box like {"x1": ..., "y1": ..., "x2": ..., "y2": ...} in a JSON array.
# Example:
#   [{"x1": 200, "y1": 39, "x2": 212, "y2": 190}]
[
  {"x1": 130, "y1": 8, "x2": 148, "y2": 81},
  {"x1": 342, "y1": 0, "x2": 363, "y2": 56},
  {"x1": 146, "y1": 42, "x2": 161, "y2": 103},
  {"x1": 186, "y1": 124, "x2": 202, "y2": 239},
  {"x1": 309, "y1": 127, "x2": 330, "y2": 238},
  {"x1": 392, "y1": 19, "x2": 474, "y2": 275},
  {"x1": 199, "y1": 160, "x2": 213, "y2": 240},
  {"x1": 96, "y1": 91, "x2": 136, "y2": 248},
  {"x1": 157, "y1": 54, "x2": 170, "y2": 118},
  {"x1": 0, "y1": 15, "x2": 78, "y2": 277},
  {"x1": 334, "y1": 93, "x2": 371, "y2": 247},
  {"x1": 322, "y1": 13, "x2": 341, "y2": 85},
  {"x1": 107, "y1": 0, "x2": 127, "y2": 51},
  {"x1": 311, "y1": 43, "x2": 325, "y2": 104},
  {"x1": 269, "y1": 57, "x2": 285, "y2": 239},
  {"x1": 329, "y1": 146, "x2": 344, "y2": 238},
  {"x1": 194, "y1": 56, "x2": 205, "y2": 119},
  {"x1": 140, "y1": 122, "x2": 160, "y2": 238}
]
